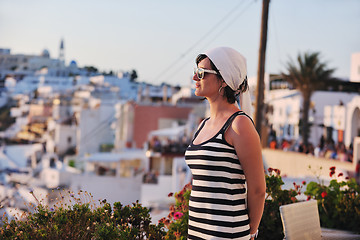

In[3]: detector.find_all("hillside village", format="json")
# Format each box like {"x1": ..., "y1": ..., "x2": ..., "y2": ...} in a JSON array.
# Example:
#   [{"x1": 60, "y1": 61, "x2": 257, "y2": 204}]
[{"x1": 0, "y1": 40, "x2": 359, "y2": 222}]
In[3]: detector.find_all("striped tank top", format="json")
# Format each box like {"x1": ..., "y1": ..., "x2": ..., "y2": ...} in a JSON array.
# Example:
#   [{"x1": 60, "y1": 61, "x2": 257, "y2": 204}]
[{"x1": 185, "y1": 111, "x2": 250, "y2": 240}]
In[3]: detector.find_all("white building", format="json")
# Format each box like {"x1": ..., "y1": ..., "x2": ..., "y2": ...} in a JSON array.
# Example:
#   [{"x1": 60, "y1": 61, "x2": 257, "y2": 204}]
[
  {"x1": 6, "y1": 75, "x2": 90, "y2": 95},
  {"x1": 0, "y1": 40, "x2": 88, "y2": 81},
  {"x1": 257, "y1": 52, "x2": 360, "y2": 149},
  {"x1": 70, "y1": 150, "x2": 147, "y2": 206},
  {"x1": 268, "y1": 90, "x2": 358, "y2": 147},
  {"x1": 350, "y1": 52, "x2": 360, "y2": 82},
  {"x1": 324, "y1": 96, "x2": 360, "y2": 150},
  {"x1": 76, "y1": 99, "x2": 116, "y2": 156}
]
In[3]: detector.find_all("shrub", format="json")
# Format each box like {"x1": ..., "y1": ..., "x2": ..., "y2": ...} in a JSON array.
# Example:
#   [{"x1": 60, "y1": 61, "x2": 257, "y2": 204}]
[
  {"x1": 0, "y1": 190, "x2": 166, "y2": 239},
  {"x1": 5, "y1": 166, "x2": 357, "y2": 239},
  {"x1": 159, "y1": 183, "x2": 192, "y2": 240},
  {"x1": 257, "y1": 168, "x2": 301, "y2": 240},
  {"x1": 305, "y1": 166, "x2": 360, "y2": 233}
]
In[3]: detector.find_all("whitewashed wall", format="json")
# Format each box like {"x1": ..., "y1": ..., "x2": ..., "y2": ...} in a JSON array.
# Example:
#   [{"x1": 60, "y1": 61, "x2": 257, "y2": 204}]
[
  {"x1": 55, "y1": 124, "x2": 77, "y2": 155},
  {"x1": 140, "y1": 175, "x2": 172, "y2": 207},
  {"x1": 267, "y1": 90, "x2": 358, "y2": 146},
  {"x1": 70, "y1": 174, "x2": 142, "y2": 206},
  {"x1": 77, "y1": 102, "x2": 115, "y2": 156}
]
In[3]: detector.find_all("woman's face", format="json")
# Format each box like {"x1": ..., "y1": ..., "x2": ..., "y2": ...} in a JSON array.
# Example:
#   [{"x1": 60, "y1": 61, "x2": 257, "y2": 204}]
[{"x1": 193, "y1": 57, "x2": 222, "y2": 98}]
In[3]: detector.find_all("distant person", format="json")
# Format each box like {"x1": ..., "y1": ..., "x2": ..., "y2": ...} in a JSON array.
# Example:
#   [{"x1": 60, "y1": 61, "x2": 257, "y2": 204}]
[
  {"x1": 268, "y1": 126, "x2": 276, "y2": 147},
  {"x1": 347, "y1": 143, "x2": 354, "y2": 163},
  {"x1": 337, "y1": 143, "x2": 347, "y2": 162},
  {"x1": 185, "y1": 47, "x2": 265, "y2": 239},
  {"x1": 319, "y1": 134, "x2": 325, "y2": 150},
  {"x1": 269, "y1": 139, "x2": 277, "y2": 149},
  {"x1": 307, "y1": 143, "x2": 314, "y2": 155},
  {"x1": 298, "y1": 141, "x2": 304, "y2": 153},
  {"x1": 356, "y1": 160, "x2": 360, "y2": 184},
  {"x1": 281, "y1": 139, "x2": 290, "y2": 151},
  {"x1": 314, "y1": 144, "x2": 322, "y2": 157}
]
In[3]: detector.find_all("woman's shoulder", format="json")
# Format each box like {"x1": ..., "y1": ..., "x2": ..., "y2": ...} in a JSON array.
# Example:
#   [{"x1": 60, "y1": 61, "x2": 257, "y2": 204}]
[{"x1": 230, "y1": 113, "x2": 258, "y2": 138}]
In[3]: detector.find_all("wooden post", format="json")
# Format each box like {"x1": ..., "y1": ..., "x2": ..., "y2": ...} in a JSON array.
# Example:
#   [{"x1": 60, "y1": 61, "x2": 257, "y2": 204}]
[{"x1": 254, "y1": 0, "x2": 270, "y2": 142}]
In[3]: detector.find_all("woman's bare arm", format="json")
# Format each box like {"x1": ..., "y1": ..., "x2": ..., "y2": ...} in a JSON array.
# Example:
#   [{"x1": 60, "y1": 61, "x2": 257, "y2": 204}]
[{"x1": 227, "y1": 115, "x2": 266, "y2": 237}]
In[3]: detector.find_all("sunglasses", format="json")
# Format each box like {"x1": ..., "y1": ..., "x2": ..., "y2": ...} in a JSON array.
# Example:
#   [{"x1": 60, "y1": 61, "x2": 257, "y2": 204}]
[{"x1": 194, "y1": 67, "x2": 218, "y2": 80}]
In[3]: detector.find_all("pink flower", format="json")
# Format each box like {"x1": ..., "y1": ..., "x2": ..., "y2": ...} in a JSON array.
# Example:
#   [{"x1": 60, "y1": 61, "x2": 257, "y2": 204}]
[
  {"x1": 169, "y1": 205, "x2": 175, "y2": 212},
  {"x1": 184, "y1": 182, "x2": 192, "y2": 190},
  {"x1": 164, "y1": 219, "x2": 171, "y2": 227},
  {"x1": 174, "y1": 212, "x2": 184, "y2": 220},
  {"x1": 158, "y1": 217, "x2": 166, "y2": 224},
  {"x1": 321, "y1": 191, "x2": 327, "y2": 198}
]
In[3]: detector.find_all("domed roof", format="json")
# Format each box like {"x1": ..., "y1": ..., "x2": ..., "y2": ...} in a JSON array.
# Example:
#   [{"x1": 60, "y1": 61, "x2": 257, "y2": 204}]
[
  {"x1": 41, "y1": 49, "x2": 50, "y2": 58},
  {"x1": 70, "y1": 60, "x2": 77, "y2": 66}
]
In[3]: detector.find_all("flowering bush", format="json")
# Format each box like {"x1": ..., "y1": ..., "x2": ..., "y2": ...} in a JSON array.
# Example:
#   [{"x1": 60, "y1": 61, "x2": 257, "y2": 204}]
[
  {"x1": 159, "y1": 183, "x2": 192, "y2": 240},
  {"x1": 257, "y1": 168, "x2": 302, "y2": 240},
  {"x1": 6, "y1": 166, "x2": 357, "y2": 239},
  {"x1": 305, "y1": 166, "x2": 360, "y2": 233},
  {"x1": 0, "y1": 190, "x2": 165, "y2": 239},
  {"x1": 161, "y1": 166, "x2": 360, "y2": 238}
]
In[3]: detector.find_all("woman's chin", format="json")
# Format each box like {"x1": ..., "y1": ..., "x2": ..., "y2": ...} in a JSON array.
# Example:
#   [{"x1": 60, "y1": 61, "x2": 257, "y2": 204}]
[{"x1": 195, "y1": 88, "x2": 204, "y2": 95}]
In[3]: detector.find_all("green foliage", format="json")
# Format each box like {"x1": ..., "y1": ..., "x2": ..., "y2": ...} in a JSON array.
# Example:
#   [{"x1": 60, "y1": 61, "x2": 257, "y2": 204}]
[
  {"x1": 84, "y1": 66, "x2": 98, "y2": 73},
  {"x1": 99, "y1": 144, "x2": 114, "y2": 152},
  {"x1": 112, "y1": 201, "x2": 165, "y2": 240},
  {"x1": 305, "y1": 166, "x2": 360, "y2": 232},
  {"x1": 282, "y1": 51, "x2": 335, "y2": 146},
  {"x1": 0, "y1": 190, "x2": 166, "y2": 240},
  {"x1": 258, "y1": 168, "x2": 301, "y2": 240},
  {"x1": 130, "y1": 69, "x2": 138, "y2": 82},
  {"x1": 159, "y1": 183, "x2": 192, "y2": 240},
  {"x1": 68, "y1": 159, "x2": 76, "y2": 168},
  {"x1": 4, "y1": 167, "x2": 357, "y2": 239}
]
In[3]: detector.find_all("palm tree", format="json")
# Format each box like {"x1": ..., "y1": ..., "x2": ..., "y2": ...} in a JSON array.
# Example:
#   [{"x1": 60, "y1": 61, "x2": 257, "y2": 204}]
[{"x1": 282, "y1": 52, "x2": 335, "y2": 147}]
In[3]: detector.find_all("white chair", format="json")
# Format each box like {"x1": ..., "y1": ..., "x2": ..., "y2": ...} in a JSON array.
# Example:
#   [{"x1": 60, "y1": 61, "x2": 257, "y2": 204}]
[{"x1": 279, "y1": 200, "x2": 322, "y2": 240}]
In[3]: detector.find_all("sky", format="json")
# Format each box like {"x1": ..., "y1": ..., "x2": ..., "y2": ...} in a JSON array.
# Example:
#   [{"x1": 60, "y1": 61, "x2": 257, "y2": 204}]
[{"x1": 0, "y1": 0, "x2": 359, "y2": 86}]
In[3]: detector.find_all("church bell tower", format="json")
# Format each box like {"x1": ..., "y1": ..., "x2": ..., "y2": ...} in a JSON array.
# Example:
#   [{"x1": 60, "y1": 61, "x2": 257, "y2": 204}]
[{"x1": 59, "y1": 38, "x2": 65, "y2": 64}]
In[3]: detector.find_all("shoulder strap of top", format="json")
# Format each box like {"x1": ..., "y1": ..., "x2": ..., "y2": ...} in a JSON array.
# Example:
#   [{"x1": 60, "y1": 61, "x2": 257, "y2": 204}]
[
  {"x1": 220, "y1": 111, "x2": 254, "y2": 133},
  {"x1": 193, "y1": 117, "x2": 210, "y2": 140}
]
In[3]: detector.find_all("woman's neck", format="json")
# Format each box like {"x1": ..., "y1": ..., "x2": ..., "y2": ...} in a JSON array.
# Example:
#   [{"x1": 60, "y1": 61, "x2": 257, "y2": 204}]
[{"x1": 208, "y1": 97, "x2": 239, "y2": 120}]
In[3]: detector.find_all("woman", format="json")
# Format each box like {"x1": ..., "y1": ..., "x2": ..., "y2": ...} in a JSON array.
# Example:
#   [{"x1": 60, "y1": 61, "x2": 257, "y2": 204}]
[{"x1": 185, "y1": 47, "x2": 266, "y2": 239}]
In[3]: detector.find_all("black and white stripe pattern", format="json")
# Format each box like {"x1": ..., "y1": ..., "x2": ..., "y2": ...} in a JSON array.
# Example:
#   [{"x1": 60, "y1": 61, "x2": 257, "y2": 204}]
[{"x1": 185, "y1": 112, "x2": 250, "y2": 240}]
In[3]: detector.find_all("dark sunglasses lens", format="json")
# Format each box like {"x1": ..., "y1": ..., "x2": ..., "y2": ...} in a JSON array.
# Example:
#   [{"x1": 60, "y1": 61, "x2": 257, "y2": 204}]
[{"x1": 197, "y1": 68, "x2": 204, "y2": 79}]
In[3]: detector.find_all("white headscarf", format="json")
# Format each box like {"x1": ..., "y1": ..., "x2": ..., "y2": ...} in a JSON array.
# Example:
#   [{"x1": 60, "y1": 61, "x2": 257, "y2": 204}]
[{"x1": 205, "y1": 47, "x2": 252, "y2": 117}]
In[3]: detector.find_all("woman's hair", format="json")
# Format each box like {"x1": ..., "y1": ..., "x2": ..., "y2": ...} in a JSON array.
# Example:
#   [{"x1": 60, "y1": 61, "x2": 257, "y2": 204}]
[{"x1": 196, "y1": 54, "x2": 248, "y2": 104}]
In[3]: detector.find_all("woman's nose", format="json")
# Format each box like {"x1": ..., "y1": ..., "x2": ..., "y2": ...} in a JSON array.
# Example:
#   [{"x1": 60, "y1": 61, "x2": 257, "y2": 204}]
[{"x1": 193, "y1": 73, "x2": 199, "y2": 81}]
